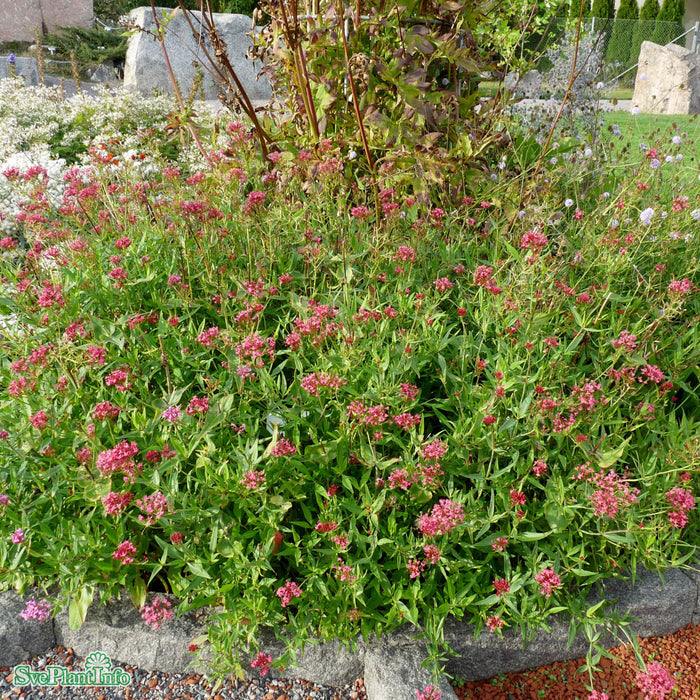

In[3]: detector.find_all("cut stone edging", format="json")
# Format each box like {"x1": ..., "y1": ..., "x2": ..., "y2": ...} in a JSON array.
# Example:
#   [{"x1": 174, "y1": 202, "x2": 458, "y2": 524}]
[{"x1": 1, "y1": 561, "x2": 699, "y2": 700}]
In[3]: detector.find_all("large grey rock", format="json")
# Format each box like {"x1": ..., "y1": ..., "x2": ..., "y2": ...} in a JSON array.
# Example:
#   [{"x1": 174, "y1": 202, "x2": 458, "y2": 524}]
[
  {"x1": 87, "y1": 63, "x2": 119, "y2": 83},
  {"x1": 594, "y1": 565, "x2": 696, "y2": 638},
  {"x1": 0, "y1": 0, "x2": 93, "y2": 43},
  {"x1": 0, "y1": 590, "x2": 56, "y2": 667},
  {"x1": 0, "y1": 57, "x2": 40, "y2": 86},
  {"x1": 632, "y1": 41, "x2": 700, "y2": 114},
  {"x1": 678, "y1": 559, "x2": 700, "y2": 624},
  {"x1": 364, "y1": 633, "x2": 457, "y2": 700},
  {"x1": 441, "y1": 565, "x2": 697, "y2": 682},
  {"x1": 443, "y1": 616, "x2": 587, "y2": 682},
  {"x1": 242, "y1": 628, "x2": 366, "y2": 686},
  {"x1": 53, "y1": 593, "x2": 206, "y2": 673},
  {"x1": 504, "y1": 69, "x2": 542, "y2": 98},
  {"x1": 124, "y1": 7, "x2": 272, "y2": 102}
]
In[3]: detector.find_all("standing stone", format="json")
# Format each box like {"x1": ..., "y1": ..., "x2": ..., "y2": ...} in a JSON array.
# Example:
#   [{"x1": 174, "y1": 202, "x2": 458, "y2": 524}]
[
  {"x1": 0, "y1": 0, "x2": 93, "y2": 43},
  {"x1": 124, "y1": 7, "x2": 272, "y2": 102},
  {"x1": 0, "y1": 57, "x2": 40, "y2": 86},
  {"x1": 41, "y1": 0, "x2": 94, "y2": 36},
  {"x1": 632, "y1": 41, "x2": 700, "y2": 114}
]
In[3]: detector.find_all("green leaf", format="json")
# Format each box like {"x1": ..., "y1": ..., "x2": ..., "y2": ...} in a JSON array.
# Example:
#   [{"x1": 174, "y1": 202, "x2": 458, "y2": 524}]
[
  {"x1": 544, "y1": 502, "x2": 574, "y2": 533},
  {"x1": 596, "y1": 437, "x2": 632, "y2": 469},
  {"x1": 186, "y1": 561, "x2": 212, "y2": 579},
  {"x1": 126, "y1": 576, "x2": 147, "y2": 609},
  {"x1": 68, "y1": 587, "x2": 94, "y2": 630}
]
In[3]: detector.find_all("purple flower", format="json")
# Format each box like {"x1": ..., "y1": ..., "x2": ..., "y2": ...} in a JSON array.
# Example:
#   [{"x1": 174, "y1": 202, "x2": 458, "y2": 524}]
[
  {"x1": 640, "y1": 207, "x2": 655, "y2": 226},
  {"x1": 7, "y1": 54, "x2": 16, "y2": 66},
  {"x1": 11, "y1": 528, "x2": 24, "y2": 544}
]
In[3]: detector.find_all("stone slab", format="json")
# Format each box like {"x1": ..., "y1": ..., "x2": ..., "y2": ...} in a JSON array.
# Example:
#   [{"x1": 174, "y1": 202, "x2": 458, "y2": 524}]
[
  {"x1": 364, "y1": 636, "x2": 458, "y2": 700},
  {"x1": 53, "y1": 593, "x2": 205, "y2": 674},
  {"x1": 632, "y1": 41, "x2": 700, "y2": 114},
  {"x1": 0, "y1": 57, "x2": 40, "y2": 86},
  {"x1": 1, "y1": 561, "x2": 698, "y2": 698},
  {"x1": 0, "y1": 0, "x2": 93, "y2": 43},
  {"x1": 124, "y1": 6, "x2": 272, "y2": 102},
  {"x1": 0, "y1": 590, "x2": 56, "y2": 668},
  {"x1": 441, "y1": 564, "x2": 697, "y2": 682}
]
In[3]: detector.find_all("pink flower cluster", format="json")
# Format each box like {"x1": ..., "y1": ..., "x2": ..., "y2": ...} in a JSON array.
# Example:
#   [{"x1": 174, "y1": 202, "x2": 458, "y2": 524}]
[
  {"x1": 251, "y1": 651, "x2": 272, "y2": 676},
  {"x1": 84, "y1": 345, "x2": 107, "y2": 366},
  {"x1": 300, "y1": 371, "x2": 347, "y2": 397},
  {"x1": 433, "y1": 277, "x2": 454, "y2": 293},
  {"x1": 395, "y1": 245, "x2": 416, "y2": 263},
  {"x1": 235, "y1": 332, "x2": 275, "y2": 367},
  {"x1": 141, "y1": 596, "x2": 174, "y2": 630},
  {"x1": 105, "y1": 368, "x2": 132, "y2": 391},
  {"x1": 635, "y1": 661, "x2": 675, "y2": 700},
  {"x1": 94, "y1": 401, "x2": 122, "y2": 421},
  {"x1": 186, "y1": 396, "x2": 209, "y2": 415},
  {"x1": 587, "y1": 692, "x2": 610, "y2": 700},
  {"x1": 29, "y1": 410, "x2": 49, "y2": 430},
  {"x1": 241, "y1": 470, "x2": 266, "y2": 489},
  {"x1": 574, "y1": 463, "x2": 640, "y2": 519},
  {"x1": 196, "y1": 326, "x2": 219, "y2": 347},
  {"x1": 136, "y1": 491, "x2": 172, "y2": 525},
  {"x1": 534, "y1": 567, "x2": 562, "y2": 597},
  {"x1": 102, "y1": 491, "x2": 133, "y2": 515},
  {"x1": 286, "y1": 302, "x2": 339, "y2": 349},
  {"x1": 492, "y1": 536, "x2": 509, "y2": 552},
  {"x1": 270, "y1": 438, "x2": 297, "y2": 457},
  {"x1": 416, "y1": 685, "x2": 442, "y2": 700},
  {"x1": 493, "y1": 578, "x2": 510, "y2": 597},
  {"x1": 333, "y1": 557, "x2": 356, "y2": 583},
  {"x1": 611, "y1": 330, "x2": 637, "y2": 351},
  {"x1": 665, "y1": 486, "x2": 695, "y2": 528},
  {"x1": 486, "y1": 615, "x2": 504, "y2": 632},
  {"x1": 400, "y1": 383, "x2": 419, "y2": 402},
  {"x1": 162, "y1": 405, "x2": 182, "y2": 423},
  {"x1": 667, "y1": 278, "x2": 694, "y2": 296},
  {"x1": 532, "y1": 459, "x2": 548, "y2": 477},
  {"x1": 20, "y1": 598, "x2": 52, "y2": 623},
  {"x1": 520, "y1": 229, "x2": 548, "y2": 250},
  {"x1": 112, "y1": 540, "x2": 137, "y2": 564},
  {"x1": 96, "y1": 440, "x2": 140, "y2": 482},
  {"x1": 393, "y1": 412, "x2": 421, "y2": 430},
  {"x1": 418, "y1": 499, "x2": 465, "y2": 538},
  {"x1": 242, "y1": 190, "x2": 267, "y2": 215},
  {"x1": 347, "y1": 401, "x2": 389, "y2": 426},
  {"x1": 472, "y1": 265, "x2": 501, "y2": 294},
  {"x1": 276, "y1": 580, "x2": 302, "y2": 607}
]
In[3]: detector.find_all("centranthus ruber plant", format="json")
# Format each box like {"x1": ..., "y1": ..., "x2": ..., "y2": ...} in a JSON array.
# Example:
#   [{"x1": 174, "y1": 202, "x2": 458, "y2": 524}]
[{"x1": 0, "y1": 72, "x2": 698, "y2": 687}]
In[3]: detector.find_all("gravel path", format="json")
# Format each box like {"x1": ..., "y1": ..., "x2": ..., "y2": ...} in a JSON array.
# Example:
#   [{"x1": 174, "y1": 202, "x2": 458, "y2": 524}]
[{"x1": 1, "y1": 647, "x2": 368, "y2": 700}]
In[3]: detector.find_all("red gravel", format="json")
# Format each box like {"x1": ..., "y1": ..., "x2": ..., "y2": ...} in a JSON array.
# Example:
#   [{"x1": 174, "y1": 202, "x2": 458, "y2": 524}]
[{"x1": 453, "y1": 622, "x2": 700, "y2": 699}]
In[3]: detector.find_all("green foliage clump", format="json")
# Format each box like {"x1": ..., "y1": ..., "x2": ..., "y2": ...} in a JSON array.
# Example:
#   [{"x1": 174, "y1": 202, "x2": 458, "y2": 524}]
[
  {"x1": 630, "y1": 0, "x2": 660, "y2": 68},
  {"x1": 591, "y1": 0, "x2": 614, "y2": 18},
  {"x1": 570, "y1": 0, "x2": 592, "y2": 18},
  {"x1": 41, "y1": 25, "x2": 128, "y2": 67},
  {"x1": 650, "y1": 0, "x2": 685, "y2": 46},
  {"x1": 606, "y1": 0, "x2": 639, "y2": 69},
  {"x1": 93, "y1": 0, "x2": 257, "y2": 23}
]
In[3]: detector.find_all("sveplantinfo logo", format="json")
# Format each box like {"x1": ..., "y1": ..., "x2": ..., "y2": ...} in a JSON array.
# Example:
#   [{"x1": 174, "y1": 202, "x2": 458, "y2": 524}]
[{"x1": 13, "y1": 651, "x2": 131, "y2": 687}]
